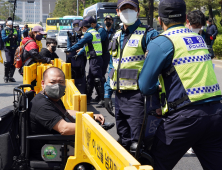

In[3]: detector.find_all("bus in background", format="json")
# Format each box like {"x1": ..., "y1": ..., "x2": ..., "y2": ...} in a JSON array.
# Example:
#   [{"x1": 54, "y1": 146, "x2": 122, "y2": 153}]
[
  {"x1": 46, "y1": 16, "x2": 83, "y2": 32},
  {"x1": 61, "y1": 16, "x2": 83, "y2": 30},
  {"x1": 83, "y1": 2, "x2": 121, "y2": 30},
  {"x1": 46, "y1": 17, "x2": 60, "y2": 32}
]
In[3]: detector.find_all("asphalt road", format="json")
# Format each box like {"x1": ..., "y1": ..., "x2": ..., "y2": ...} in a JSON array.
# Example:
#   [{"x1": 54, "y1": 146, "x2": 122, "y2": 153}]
[{"x1": 0, "y1": 40, "x2": 222, "y2": 169}]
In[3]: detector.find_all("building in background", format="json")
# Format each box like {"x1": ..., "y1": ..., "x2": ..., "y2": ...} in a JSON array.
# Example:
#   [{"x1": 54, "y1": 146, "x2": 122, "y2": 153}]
[{"x1": 15, "y1": 0, "x2": 56, "y2": 24}]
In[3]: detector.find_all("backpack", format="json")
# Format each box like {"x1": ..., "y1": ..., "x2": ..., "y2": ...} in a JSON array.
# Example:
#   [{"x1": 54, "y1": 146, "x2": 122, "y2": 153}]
[{"x1": 14, "y1": 39, "x2": 34, "y2": 69}]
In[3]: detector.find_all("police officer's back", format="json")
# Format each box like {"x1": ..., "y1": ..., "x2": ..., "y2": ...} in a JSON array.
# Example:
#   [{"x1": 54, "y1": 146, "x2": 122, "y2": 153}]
[{"x1": 139, "y1": 0, "x2": 222, "y2": 169}]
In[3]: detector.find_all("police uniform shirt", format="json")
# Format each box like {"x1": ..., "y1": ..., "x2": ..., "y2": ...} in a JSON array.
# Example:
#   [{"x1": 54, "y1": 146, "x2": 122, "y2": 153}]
[
  {"x1": 106, "y1": 27, "x2": 115, "y2": 40},
  {"x1": 104, "y1": 19, "x2": 159, "y2": 98},
  {"x1": 138, "y1": 24, "x2": 221, "y2": 104}
]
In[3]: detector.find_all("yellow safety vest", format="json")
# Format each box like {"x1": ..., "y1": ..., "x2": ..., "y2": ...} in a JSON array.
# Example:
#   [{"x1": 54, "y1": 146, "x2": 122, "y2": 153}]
[
  {"x1": 159, "y1": 26, "x2": 221, "y2": 114},
  {"x1": 85, "y1": 29, "x2": 102, "y2": 59},
  {"x1": 5, "y1": 28, "x2": 17, "y2": 46},
  {"x1": 109, "y1": 26, "x2": 147, "y2": 90}
]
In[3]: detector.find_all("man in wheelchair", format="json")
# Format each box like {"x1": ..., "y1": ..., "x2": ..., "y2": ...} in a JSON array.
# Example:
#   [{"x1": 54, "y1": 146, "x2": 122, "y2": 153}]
[{"x1": 29, "y1": 67, "x2": 105, "y2": 161}]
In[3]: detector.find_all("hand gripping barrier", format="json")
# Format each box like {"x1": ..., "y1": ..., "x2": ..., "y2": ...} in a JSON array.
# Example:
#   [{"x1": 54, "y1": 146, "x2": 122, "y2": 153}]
[{"x1": 65, "y1": 112, "x2": 153, "y2": 170}]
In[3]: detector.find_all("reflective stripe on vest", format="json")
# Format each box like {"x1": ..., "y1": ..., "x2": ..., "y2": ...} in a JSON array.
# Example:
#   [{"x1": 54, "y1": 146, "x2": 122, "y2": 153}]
[
  {"x1": 85, "y1": 29, "x2": 102, "y2": 59},
  {"x1": 5, "y1": 28, "x2": 17, "y2": 46},
  {"x1": 159, "y1": 26, "x2": 221, "y2": 114},
  {"x1": 110, "y1": 26, "x2": 146, "y2": 90}
]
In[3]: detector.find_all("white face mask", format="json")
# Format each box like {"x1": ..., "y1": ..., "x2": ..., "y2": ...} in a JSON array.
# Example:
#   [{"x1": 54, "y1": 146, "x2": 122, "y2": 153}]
[
  {"x1": 191, "y1": 27, "x2": 201, "y2": 34},
  {"x1": 119, "y1": 9, "x2": 138, "y2": 26},
  {"x1": 82, "y1": 31, "x2": 86, "y2": 34},
  {"x1": 207, "y1": 24, "x2": 209, "y2": 26}
]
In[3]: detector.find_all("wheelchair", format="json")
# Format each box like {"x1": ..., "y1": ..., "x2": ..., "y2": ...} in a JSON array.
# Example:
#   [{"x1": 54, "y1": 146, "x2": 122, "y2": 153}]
[{"x1": 9, "y1": 84, "x2": 93, "y2": 170}]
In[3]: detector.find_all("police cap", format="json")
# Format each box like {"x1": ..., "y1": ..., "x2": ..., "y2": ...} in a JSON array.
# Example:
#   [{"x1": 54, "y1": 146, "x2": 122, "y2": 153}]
[
  {"x1": 104, "y1": 15, "x2": 113, "y2": 21},
  {"x1": 117, "y1": 0, "x2": 139, "y2": 9},
  {"x1": 73, "y1": 19, "x2": 81, "y2": 25},
  {"x1": 79, "y1": 20, "x2": 90, "y2": 28},
  {"x1": 159, "y1": 0, "x2": 186, "y2": 19},
  {"x1": 84, "y1": 16, "x2": 97, "y2": 24}
]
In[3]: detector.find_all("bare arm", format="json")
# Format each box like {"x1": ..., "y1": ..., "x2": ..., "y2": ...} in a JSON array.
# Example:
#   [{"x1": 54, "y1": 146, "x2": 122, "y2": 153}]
[
  {"x1": 53, "y1": 119, "x2": 75, "y2": 135},
  {"x1": 67, "y1": 110, "x2": 77, "y2": 116}
]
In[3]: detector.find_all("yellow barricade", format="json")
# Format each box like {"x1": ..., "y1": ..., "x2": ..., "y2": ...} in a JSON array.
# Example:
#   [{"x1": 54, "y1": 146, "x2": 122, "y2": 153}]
[
  {"x1": 62, "y1": 79, "x2": 87, "y2": 112},
  {"x1": 65, "y1": 112, "x2": 153, "y2": 170},
  {"x1": 0, "y1": 50, "x2": 3, "y2": 63}
]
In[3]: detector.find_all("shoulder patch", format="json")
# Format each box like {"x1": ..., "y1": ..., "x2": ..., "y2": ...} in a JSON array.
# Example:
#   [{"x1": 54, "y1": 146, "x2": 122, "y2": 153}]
[{"x1": 182, "y1": 35, "x2": 207, "y2": 51}]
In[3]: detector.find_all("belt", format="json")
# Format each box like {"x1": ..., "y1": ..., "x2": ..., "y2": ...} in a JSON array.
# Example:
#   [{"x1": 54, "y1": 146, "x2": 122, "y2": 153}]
[{"x1": 117, "y1": 90, "x2": 140, "y2": 93}]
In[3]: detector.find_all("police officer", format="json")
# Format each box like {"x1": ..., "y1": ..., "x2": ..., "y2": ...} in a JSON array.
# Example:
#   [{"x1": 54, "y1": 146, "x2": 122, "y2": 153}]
[
  {"x1": 104, "y1": 15, "x2": 115, "y2": 43},
  {"x1": 23, "y1": 24, "x2": 29, "y2": 38},
  {"x1": 0, "y1": 25, "x2": 3, "y2": 50},
  {"x1": 2, "y1": 18, "x2": 18, "y2": 83},
  {"x1": 139, "y1": 0, "x2": 222, "y2": 169},
  {"x1": 84, "y1": 16, "x2": 109, "y2": 106},
  {"x1": 67, "y1": 20, "x2": 104, "y2": 103},
  {"x1": 66, "y1": 20, "x2": 87, "y2": 94},
  {"x1": 104, "y1": 0, "x2": 159, "y2": 154},
  {"x1": 15, "y1": 25, "x2": 21, "y2": 46}
]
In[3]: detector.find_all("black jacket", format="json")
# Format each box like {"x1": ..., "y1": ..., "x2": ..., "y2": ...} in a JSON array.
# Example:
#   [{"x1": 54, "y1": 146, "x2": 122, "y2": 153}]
[{"x1": 40, "y1": 48, "x2": 59, "y2": 60}]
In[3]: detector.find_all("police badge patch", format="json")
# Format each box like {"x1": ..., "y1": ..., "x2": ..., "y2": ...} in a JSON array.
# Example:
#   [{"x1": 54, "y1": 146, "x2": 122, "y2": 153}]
[
  {"x1": 182, "y1": 36, "x2": 207, "y2": 51},
  {"x1": 128, "y1": 39, "x2": 139, "y2": 47},
  {"x1": 96, "y1": 34, "x2": 101, "y2": 39}
]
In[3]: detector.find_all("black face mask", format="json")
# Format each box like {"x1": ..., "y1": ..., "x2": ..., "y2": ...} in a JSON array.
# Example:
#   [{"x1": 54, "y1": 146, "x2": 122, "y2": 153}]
[
  {"x1": 106, "y1": 22, "x2": 112, "y2": 27},
  {"x1": 51, "y1": 46, "x2": 56, "y2": 52}
]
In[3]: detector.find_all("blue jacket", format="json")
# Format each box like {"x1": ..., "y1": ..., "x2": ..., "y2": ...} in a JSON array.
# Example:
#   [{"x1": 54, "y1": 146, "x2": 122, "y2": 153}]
[
  {"x1": 139, "y1": 24, "x2": 221, "y2": 106},
  {"x1": 104, "y1": 19, "x2": 159, "y2": 98},
  {"x1": 1, "y1": 27, "x2": 18, "y2": 48},
  {"x1": 95, "y1": 24, "x2": 108, "y2": 42},
  {"x1": 207, "y1": 24, "x2": 218, "y2": 39},
  {"x1": 106, "y1": 27, "x2": 115, "y2": 41}
]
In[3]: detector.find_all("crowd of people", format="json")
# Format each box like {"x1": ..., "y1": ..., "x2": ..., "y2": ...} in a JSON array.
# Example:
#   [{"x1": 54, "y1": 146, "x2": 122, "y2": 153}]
[{"x1": 1, "y1": 0, "x2": 222, "y2": 169}]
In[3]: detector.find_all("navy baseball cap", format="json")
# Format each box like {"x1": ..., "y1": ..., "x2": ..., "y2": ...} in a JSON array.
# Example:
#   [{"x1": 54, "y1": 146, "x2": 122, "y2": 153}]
[
  {"x1": 79, "y1": 20, "x2": 90, "y2": 28},
  {"x1": 84, "y1": 16, "x2": 97, "y2": 24},
  {"x1": 159, "y1": 0, "x2": 186, "y2": 19},
  {"x1": 117, "y1": 0, "x2": 139, "y2": 9},
  {"x1": 73, "y1": 19, "x2": 81, "y2": 25},
  {"x1": 104, "y1": 15, "x2": 113, "y2": 21}
]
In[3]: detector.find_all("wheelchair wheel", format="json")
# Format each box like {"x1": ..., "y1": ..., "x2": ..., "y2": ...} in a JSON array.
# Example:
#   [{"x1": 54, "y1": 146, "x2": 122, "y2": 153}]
[{"x1": 74, "y1": 163, "x2": 95, "y2": 170}]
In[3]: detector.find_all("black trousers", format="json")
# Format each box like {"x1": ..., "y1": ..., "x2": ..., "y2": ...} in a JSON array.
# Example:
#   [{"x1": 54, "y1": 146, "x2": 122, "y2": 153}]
[{"x1": 151, "y1": 102, "x2": 222, "y2": 170}]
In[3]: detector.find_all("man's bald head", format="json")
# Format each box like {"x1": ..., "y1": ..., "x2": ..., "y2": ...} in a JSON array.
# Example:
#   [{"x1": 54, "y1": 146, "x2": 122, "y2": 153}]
[{"x1": 43, "y1": 67, "x2": 65, "y2": 81}]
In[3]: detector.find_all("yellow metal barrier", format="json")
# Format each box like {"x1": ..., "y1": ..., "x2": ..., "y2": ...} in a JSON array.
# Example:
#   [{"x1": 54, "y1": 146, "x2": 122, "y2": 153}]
[
  {"x1": 65, "y1": 112, "x2": 153, "y2": 170},
  {"x1": 62, "y1": 79, "x2": 87, "y2": 112},
  {"x1": 0, "y1": 50, "x2": 3, "y2": 63}
]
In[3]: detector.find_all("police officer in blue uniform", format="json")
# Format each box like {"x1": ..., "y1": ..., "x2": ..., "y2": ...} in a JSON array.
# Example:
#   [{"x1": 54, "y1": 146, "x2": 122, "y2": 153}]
[
  {"x1": 104, "y1": 0, "x2": 159, "y2": 154},
  {"x1": 66, "y1": 20, "x2": 87, "y2": 94},
  {"x1": 104, "y1": 15, "x2": 116, "y2": 43},
  {"x1": 23, "y1": 25, "x2": 29, "y2": 38},
  {"x1": 0, "y1": 25, "x2": 3, "y2": 50},
  {"x1": 2, "y1": 18, "x2": 19, "y2": 83},
  {"x1": 67, "y1": 20, "x2": 104, "y2": 103},
  {"x1": 139, "y1": 0, "x2": 222, "y2": 169},
  {"x1": 84, "y1": 16, "x2": 110, "y2": 106}
]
